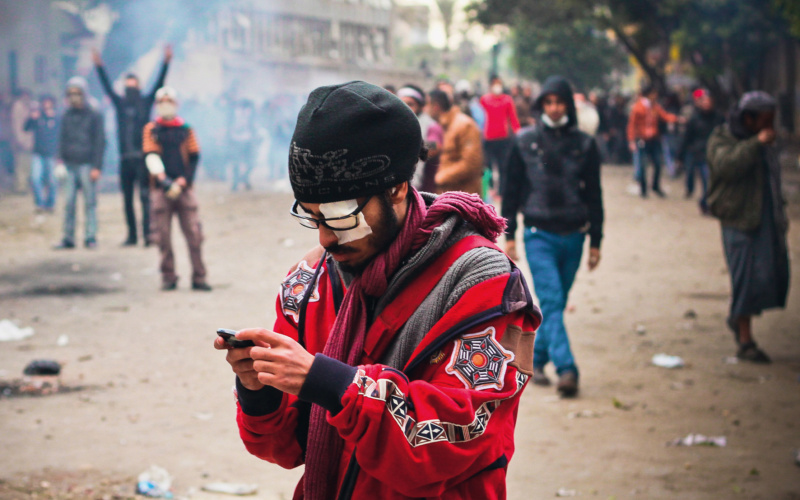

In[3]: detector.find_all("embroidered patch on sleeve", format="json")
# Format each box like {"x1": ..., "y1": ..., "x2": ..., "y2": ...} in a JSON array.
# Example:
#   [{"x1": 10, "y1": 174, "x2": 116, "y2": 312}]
[
  {"x1": 280, "y1": 260, "x2": 323, "y2": 322},
  {"x1": 445, "y1": 326, "x2": 515, "y2": 391}
]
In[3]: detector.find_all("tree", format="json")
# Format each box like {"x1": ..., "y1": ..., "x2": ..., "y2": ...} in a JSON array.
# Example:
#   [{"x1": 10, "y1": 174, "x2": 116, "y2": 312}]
[
  {"x1": 513, "y1": 18, "x2": 628, "y2": 91},
  {"x1": 469, "y1": 0, "x2": 797, "y2": 99},
  {"x1": 436, "y1": 0, "x2": 458, "y2": 69}
]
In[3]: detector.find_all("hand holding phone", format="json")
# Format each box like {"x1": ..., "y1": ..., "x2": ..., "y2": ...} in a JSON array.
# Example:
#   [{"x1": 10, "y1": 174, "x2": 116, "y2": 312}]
[{"x1": 216, "y1": 328, "x2": 256, "y2": 348}]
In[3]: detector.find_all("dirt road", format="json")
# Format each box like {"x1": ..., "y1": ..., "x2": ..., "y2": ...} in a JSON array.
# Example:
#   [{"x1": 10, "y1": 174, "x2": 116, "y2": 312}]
[{"x1": 0, "y1": 165, "x2": 798, "y2": 499}]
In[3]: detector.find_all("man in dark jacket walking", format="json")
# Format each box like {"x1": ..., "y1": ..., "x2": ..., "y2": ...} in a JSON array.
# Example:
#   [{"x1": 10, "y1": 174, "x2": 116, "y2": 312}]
[
  {"x1": 55, "y1": 77, "x2": 105, "y2": 249},
  {"x1": 93, "y1": 46, "x2": 171, "y2": 246},
  {"x1": 502, "y1": 75, "x2": 604, "y2": 397},
  {"x1": 677, "y1": 88, "x2": 723, "y2": 213},
  {"x1": 706, "y1": 91, "x2": 789, "y2": 363}
]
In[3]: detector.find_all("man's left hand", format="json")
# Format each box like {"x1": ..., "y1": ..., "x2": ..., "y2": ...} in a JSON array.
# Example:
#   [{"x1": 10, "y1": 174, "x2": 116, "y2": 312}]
[
  {"x1": 90, "y1": 169, "x2": 101, "y2": 182},
  {"x1": 588, "y1": 247, "x2": 601, "y2": 271},
  {"x1": 235, "y1": 328, "x2": 315, "y2": 396}
]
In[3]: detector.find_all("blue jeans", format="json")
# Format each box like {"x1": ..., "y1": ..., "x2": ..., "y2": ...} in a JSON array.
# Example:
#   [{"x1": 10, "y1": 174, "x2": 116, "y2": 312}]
[
  {"x1": 524, "y1": 228, "x2": 584, "y2": 376},
  {"x1": 635, "y1": 139, "x2": 662, "y2": 196},
  {"x1": 31, "y1": 155, "x2": 57, "y2": 209},
  {"x1": 63, "y1": 164, "x2": 97, "y2": 243}
]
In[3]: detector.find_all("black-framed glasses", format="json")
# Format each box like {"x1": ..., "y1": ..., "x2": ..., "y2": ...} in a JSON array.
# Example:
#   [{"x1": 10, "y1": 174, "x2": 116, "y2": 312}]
[{"x1": 290, "y1": 196, "x2": 372, "y2": 230}]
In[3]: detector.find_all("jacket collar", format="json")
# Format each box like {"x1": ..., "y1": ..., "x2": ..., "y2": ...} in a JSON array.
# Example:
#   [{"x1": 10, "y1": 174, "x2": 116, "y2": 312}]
[{"x1": 439, "y1": 106, "x2": 460, "y2": 129}]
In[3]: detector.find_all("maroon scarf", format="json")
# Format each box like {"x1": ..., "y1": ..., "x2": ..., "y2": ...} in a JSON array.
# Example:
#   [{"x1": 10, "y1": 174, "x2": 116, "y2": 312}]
[{"x1": 304, "y1": 189, "x2": 506, "y2": 499}]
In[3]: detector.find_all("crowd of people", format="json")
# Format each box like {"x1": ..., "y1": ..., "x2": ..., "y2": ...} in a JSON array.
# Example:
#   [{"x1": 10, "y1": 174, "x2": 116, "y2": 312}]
[{"x1": 0, "y1": 42, "x2": 790, "y2": 498}]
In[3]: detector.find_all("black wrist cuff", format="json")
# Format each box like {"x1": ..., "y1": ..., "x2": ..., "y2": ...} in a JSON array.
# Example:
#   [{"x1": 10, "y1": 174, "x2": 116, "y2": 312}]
[
  {"x1": 298, "y1": 354, "x2": 357, "y2": 416},
  {"x1": 235, "y1": 377, "x2": 284, "y2": 416}
]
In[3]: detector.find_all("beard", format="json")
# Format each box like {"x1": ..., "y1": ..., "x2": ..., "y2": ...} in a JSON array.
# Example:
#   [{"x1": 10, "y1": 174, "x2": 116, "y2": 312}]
[{"x1": 327, "y1": 194, "x2": 402, "y2": 275}]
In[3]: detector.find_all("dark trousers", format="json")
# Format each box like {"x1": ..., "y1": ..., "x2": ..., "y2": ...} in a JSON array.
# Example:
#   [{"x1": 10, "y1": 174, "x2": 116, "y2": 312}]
[
  {"x1": 636, "y1": 139, "x2": 663, "y2": 196},
  {"x1": 120, "y1": 157, "x2": 150, "y2": 243},
  {"x1": 484, "y1": 137, "x2": 513, "y2": 196}
]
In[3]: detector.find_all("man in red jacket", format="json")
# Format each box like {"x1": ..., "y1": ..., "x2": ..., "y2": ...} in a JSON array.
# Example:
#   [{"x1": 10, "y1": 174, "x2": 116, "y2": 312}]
[
  {"x1": 215, "y1": 81, "x2": 541, "y2": 500},
  {"x1": 480, "y1": 75, "x2": 521, "y2": 201}
]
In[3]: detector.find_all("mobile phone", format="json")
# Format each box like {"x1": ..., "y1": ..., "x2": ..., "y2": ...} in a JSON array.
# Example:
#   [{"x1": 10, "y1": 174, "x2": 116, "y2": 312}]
[{"x1": 216, "y1": 328, "x2": 255, "y2": 348}]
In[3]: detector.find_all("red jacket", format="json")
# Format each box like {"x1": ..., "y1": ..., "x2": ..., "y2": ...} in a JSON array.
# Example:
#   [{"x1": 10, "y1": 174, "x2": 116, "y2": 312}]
[
  {"x1": 626, "y1": 97, "x2": 678, "y2": 142},
  {"x1": 480, "y1": 94, "x2": 521, "y2": 141},
  {"x1": 235, "y1": 235, "x2": 541, "y2": 499}
]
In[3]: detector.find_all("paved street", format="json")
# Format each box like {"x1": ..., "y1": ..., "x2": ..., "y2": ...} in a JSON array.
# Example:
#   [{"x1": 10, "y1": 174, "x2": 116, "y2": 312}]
[{"x1": 0, "y1": 165, "x2": 798, "y2": 499}]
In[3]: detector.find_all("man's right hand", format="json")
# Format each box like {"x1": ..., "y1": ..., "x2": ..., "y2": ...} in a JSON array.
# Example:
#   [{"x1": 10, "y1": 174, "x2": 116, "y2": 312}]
[
  {"x1": 214, "y1": 336, "x2": 266, "y2": 391},
  {"x1": 758, "y1": 128, "x2": 776, "y2": 145},
  {"x1": 628, "y1": 140, "x2": 637, "y2": 153},
  {"x1": 505, "y1": 240, "x2": 519, "y2": 261},
  {"x1": 91, "y1": 48, "x2": 102, "y2": 66}
]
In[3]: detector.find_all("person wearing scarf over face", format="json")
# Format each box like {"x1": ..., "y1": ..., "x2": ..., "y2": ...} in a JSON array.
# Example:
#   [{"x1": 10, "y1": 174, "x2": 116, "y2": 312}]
[
  {"x1": 706, "y1": 91, "x2": 790, "y2": 363},
  {"x1": 214, "y1": 81, "x2": 541, "y2": 500},
  {"x1": 142, "y1": 87, "x2": 209, "y2": 292},
  {"x1": 501, "y1": 76, "x2": 604, "y2": 398},
  {"x1": 93, "y1": 46, "x2": 171, "y2": 247}
]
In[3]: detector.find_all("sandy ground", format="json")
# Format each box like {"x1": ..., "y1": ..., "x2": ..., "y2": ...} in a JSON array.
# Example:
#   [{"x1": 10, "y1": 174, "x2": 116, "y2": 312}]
[{"x1": 0, "y1": 165, "x2": 798, "y2": 500}]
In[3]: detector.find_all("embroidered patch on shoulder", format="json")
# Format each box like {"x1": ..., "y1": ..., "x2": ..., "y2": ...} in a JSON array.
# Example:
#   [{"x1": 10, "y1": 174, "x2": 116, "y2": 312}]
[
  {"x1": 445, "y1": 327, "x2": 515, "y2": 391},
  {"x1": 280, "y1": 260, "x2": 323, "y2": 322}
]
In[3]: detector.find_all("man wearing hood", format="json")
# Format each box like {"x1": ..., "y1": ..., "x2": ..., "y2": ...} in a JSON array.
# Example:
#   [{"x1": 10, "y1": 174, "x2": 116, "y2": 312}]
[
  {"x1": 55, "y1": 77, "x2": 106, "y2": 249},
  {"x1": 502, "y1": 76, "x2": 604, "y2": 397},
  {"x1": 706, "y1": 91, "x2": 790, "y2": 363},
  {"x1": 93, "y1": 46, "x2": 171, "y2": 247}
]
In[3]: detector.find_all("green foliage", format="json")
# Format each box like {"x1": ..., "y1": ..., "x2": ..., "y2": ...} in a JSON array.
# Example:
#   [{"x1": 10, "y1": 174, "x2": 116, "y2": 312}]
[
  {"x1": 512, "y1": 18, "x2": 628, "y2": 91},
  {"x1": 774, "y1": 0, "x2": 800, "y2": 37},
  {"x1": 470, "y1": 0, "x2": 795, "y2": 95}
]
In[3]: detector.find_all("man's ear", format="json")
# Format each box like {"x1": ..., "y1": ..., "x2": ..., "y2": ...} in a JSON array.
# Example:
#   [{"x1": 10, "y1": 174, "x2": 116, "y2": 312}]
[{"x1": 389, "y1": 182, "x2": 409, "y2": 205}]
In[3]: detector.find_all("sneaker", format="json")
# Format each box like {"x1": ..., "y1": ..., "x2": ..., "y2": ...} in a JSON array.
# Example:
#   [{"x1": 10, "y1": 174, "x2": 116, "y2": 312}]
[
  {"x1": 653, "y1": 189, "x2": 666, "y2": 198},
  {"x1": 53, "y1": 239, "x2": 75, "y2": 250},
  {"x1": 532, "y1": 367, "x2": 551, "y2": 386},
  {"x1": 192, "y1": 281, "x2": 212, "y2": 291},
  {"x1": 161, "y1": 281, "x2": 178, "y2": 291},
  {"x1": 557, "y1": 371, "x2": 579, "y2": 398},
  {"x1": 736, "y1": 342, "x2": 771, "y2": 364},
  {"x1": 84, "y1": 239, "x2": 97, "y2": 249},
  {"x1": 121, "y1": 238, "x2": 137, "y2": 247}
]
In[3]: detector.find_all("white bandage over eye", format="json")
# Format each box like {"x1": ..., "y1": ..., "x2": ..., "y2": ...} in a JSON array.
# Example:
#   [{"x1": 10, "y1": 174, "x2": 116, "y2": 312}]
[{"x1": 319, "y1": 199, "x2": 372, "y2": 244}]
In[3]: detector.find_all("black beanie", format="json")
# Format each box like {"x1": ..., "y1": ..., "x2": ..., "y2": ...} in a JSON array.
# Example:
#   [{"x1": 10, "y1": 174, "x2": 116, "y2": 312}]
[{"x1": 289, "y1": 81, "x2": 422, "y2": 203}]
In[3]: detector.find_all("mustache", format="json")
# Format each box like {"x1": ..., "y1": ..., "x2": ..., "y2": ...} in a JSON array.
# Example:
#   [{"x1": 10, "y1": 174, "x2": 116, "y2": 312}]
[{"x1": 324, "y1": 244, "x2": 357, "y2": 255}]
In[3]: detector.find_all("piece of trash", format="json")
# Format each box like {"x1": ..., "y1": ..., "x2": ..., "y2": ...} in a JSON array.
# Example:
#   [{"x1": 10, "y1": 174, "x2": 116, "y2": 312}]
[
  {"x1": 555, "y1": 488, "x2": 577, "y2": 497},
  {"x1": 652, "y1": 353, "x2": 684, "y2": 369},
  {"x1": 0, "y1": 319, "x2": 34, "y2": 342},
  {"x1": 723, "y1": 357, "x2": 739, "y2": 365},
  {"x1": 612, "y1": 397, "x2": 632, "y2": 410},
  {"x1": 635, "y1": 324, "x2": 646, "y2": 335},
  {"x1": 57, "y1": 334, "x2": 69, "y2": 347},
  {"x1": 137, "y1": 465, "x2": 173, "y2": 498},
  {"x1": 667, "y1": 434, "x2": 727, "y2": 447},
  {"x1": 626, "y1": 183, "x2": 641, "y2": 196},
  {"x1": 683, "y1": 309, "x2": 697, "y2": 319},
  {"x1": 566, "y1": 304, "x2": 576, "y2": 313},
  {"x1": 110, "y1": 272, "x2": 123, "y2": 282},
  {"x1": 194, "y1": 412, "x2": 214, "y2": 421},
  {"x1": 201, "y1": 482, "x2": 259, "y2": 495},
  {"x1": 281, "y1": 238, "x2": 295, "y2": 248},
  {"x1": 23, "y1": 360, "x2": 61, "y2": 376},
  {"x1": 567, "y1": 410, "x2": 602, "y2": 419}
]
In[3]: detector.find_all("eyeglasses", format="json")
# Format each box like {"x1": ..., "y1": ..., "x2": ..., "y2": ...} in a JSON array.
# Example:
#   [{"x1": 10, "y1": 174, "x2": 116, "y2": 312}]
[{"x1": 290, "y1": 197, "x2": 372, "y2": 230}]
